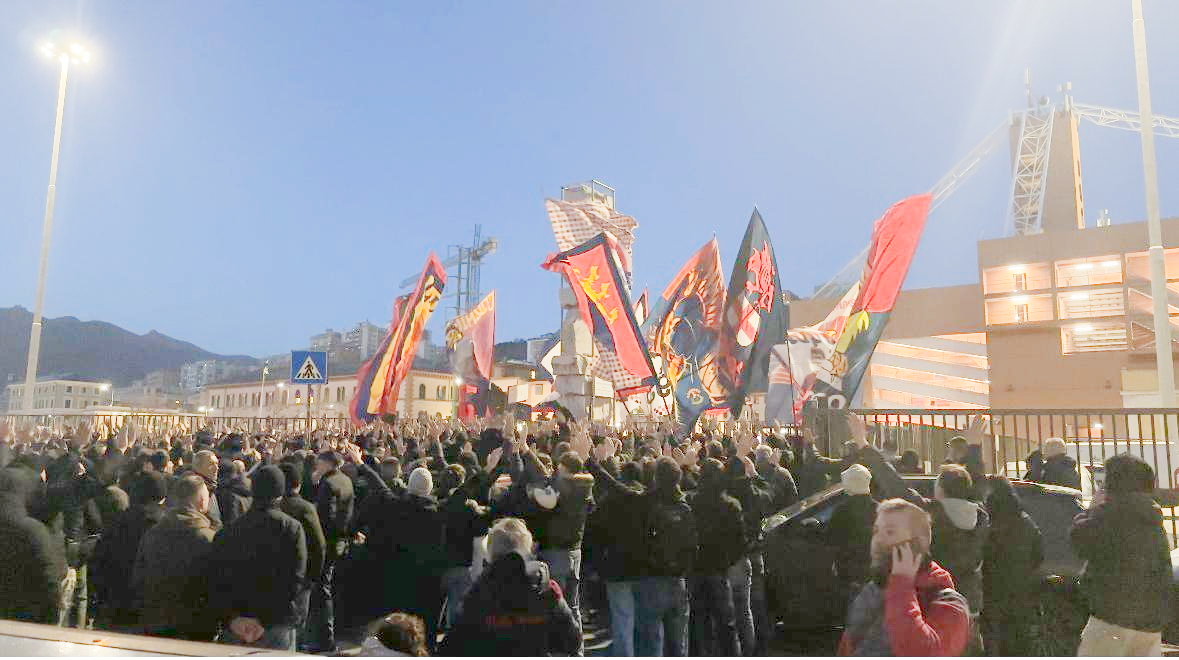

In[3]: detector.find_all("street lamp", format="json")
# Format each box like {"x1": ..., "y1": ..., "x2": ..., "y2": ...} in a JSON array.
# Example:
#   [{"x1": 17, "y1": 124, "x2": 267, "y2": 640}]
[
  {"x1": 98, "y1": 382, "x2": 113, "y2": 406},
  {"x1": 21, "y1": 40, "x2": 91, "y2": 413}
]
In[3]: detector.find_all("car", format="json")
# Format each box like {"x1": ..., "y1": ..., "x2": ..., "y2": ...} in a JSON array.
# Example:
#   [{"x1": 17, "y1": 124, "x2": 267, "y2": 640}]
[{"x1": 760, "y1": 475, "x2": 1086, "y2": 655}]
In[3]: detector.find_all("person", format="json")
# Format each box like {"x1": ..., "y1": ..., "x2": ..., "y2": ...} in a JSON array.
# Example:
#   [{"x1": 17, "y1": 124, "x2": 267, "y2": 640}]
[
  {"x1": 133, "y1": 474, "x2": 217, "y2": 641},
  {"x1": 896, "y1": 450, "x2": 923, "y2": 475},
  {"x1": 311, "y1": 450, "x2": 355, "y2": 653},
  {"x1": 633, "y1": 457, "x2": 696, "y2": 656},
  {"x1": 981, "y1": 475, "x2": 1043, "y2": 656},
  {"x1": 188, "y1": 450, "x2": 223, "y2": 530},
  {"x1": 827, "y1": 464, "x2": 877, "y2": 588},
  {"x1": 943, "y1": 436, "x2": 984, "y2": 497},
  {"x1": 393, "y1": 466, "x2": 447, "y2": 652},
  {"x1": 277, "y1": 462, "x2": 326, "y2": 648},
  {"x1": 215, "y1": 459, "x2": 252, "y2": 526},
  {"x1": 440, "y1": 464, "x2": 490, "y2": 629},
  {"x1": 926, "y1": 465, "x2": 989, "y2": 620},
  {"x1": 687, "y1": 458, "x2": 744, "y2": 656},
  {"x1": 586, "y1": 459, "x2": 648, "y2": 657},
  {"x1": 90, "y1": 471, "x2": 167, "y2": 632},
  {"x1": 753, "y1": 444, "x2": 799, "y2": 511},
  {"x1": 724, "y1": 449, "x2": 775, "y2": 657},
  {"x1": 1071, "y1": 453, "x2": 1171, "y2": 656},
  {"x1": 361, "y1": 612, "x2": 430, "y2": 657},
  {"x1": 0, "y1": 466, "x2": 67, "y2": 624},
  {"x1": 207, "y1": 465, "x2": 307, "y2": 652},
  {"x1": 537, "y1": 451, "x2": 595, "y2": 645},
  {"x1": 838, "y1": 498, "x2": 970, "y2": 656},
  {"x1": 1024, "y1": 438, "x2": 1081, "y2": 490},
  {"x1": 438, "y1": 517, "x2": 580, "y2": 656}
]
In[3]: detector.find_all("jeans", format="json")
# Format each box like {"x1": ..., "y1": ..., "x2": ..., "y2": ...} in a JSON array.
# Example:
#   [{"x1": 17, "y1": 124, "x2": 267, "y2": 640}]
[
  {"x1": 690, "y1": 573, "x2": 740, "y2": 656},
  {"x1": 308, "y1": 559, "x2": 336, "y2": 651},
  {"x1": 636, "y1": 576, "x2": 690, "y2": 657},
  {"x1": 606, "y1": 580, "x2": 639, "y2": 657},
  {"x1": 442, "y1": 566, "x2": 473, "y2": 629},
  {"x1": 728, "y1": 557, "x2": 754, "y2": 656},
  {"x1": 294, "y1": 587, "x2": 311, "y2": 647},
  {"x1": 750, "y1": 552, "x2": 770, "y2": 655},
  {"x1": 59, "y1": 565, "x2": 88, "y2": 628},
  {"x1": 223, "y1": 623, "x2": 297, "y2": 652},
  {"x1": 1078, "y1": 616, "x2": 1162, "y2": 656},
  {"x1": 541, "y1": 547, "x2": 583, "y2": 654}
]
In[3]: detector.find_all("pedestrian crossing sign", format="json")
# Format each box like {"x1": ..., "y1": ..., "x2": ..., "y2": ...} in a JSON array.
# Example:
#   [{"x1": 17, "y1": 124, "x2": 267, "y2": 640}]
[{"x1": 291, "y1": 350, "x2": 328, "y2": 384}]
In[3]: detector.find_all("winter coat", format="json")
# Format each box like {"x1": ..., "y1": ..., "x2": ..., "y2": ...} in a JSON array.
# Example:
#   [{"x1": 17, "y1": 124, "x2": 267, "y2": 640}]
[
  {"x1": 689, "y1": 483, "x2": 746, "y2": 575},
  {"x1": 928, "y1": 498, "x2": 989, "y2": 615},
  {"x1": 280, "y1": 494, "x2": 326, "y2": 582},
  {"x1": 0, "y1": 467, "x2": 67, "y2": 624},
  {"x1": 391, "y1": 493, "x2": 446, "y2": 571},
  {"x1": 757, "y1": 460, "x2": 800, "y2": 511},
  {"x1": 982, "y1": 510, "x2": 1043, "y2": 618},
  {"x1": 543, "y1": 471, "x2": 594, "y2": 551},
  {"x1": 724, "y1": 459, "x2": 775, "y2": 555},
  {"x1": 215, "y1": 476, "x2": 252, "y2": 527},
  {"x1": 207, "y1": 501, "x2": 308, "y2": 627},
  {"x1": 827, "y1": 493, "x2": 878, "y2": 585},
  {"x1": 132, "y1": 507, "x2": 217, "y2": 640},
  {"x1": 838, "y1": 561, "x2": 970, "y2": 656},
  {"x1": 1071, "y1": 493, "x2": 1172, "y2": 632},
  {"x1": 90, "y1": 502, "x2": 165, "y2": 628},
  {"x1": 442, "y1": 489, "x2": 491, "y2": 570},
  {"x1": 84, "y1": 485, "x2": 129, "y2": 536},
  {"x1": 1042, "y1": 455, "x2": 1081, "y2": 490},
  {"x1": 583, "y1": 468, "x2": 649, "y2": 582},
  {"x1": 177, "y1": 469, "x2": 222, "y2": 531},
  {"x1": 316, "y1": 467, "x2": 355, "y2": 560},
  {"x1": 787, "y1": 441, "x2": 845, "y2": 499},
  {"x1": 438, "y1": 552, "x2": 581, "y2": 657}
]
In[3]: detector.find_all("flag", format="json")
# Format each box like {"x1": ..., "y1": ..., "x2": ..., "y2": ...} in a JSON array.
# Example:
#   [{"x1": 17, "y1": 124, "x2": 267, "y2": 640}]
[
  {"x1": 542, "y1": 233, "x2": 657, "y2": 396},
  {"x1": 650, "y1": 238, "x2": 729, "y2": 437},
  {"x1": 446, "y1": 291, "x2": 496, "y2": 421},
  {"x1": 770, "y1": 193, "x2": 931, "y2": 420},
  {"x1": 716, "y1": 208, "x2": 789, "y2": 417},
  {"x1": 350, "y1": 254, "x2": 446, "y2": 424},
  {"x1": 633, "y1": 289, "x2": 649, "y2": 326},
  {"x1": 545, "y1": 198, "x2": 638, "y2": 278}
]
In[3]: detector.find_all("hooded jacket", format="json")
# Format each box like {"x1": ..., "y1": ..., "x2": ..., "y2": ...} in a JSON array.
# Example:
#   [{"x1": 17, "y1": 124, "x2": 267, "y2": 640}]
[
  {"x1": 0, "y1": 467, "x2": 66, "y2": 624},
  {"x1": 689, "y1": 480, "x2": 746, "y2": 574},
  {"x1": 90, "y1": 501, "x2": 166, "y2": 628},
  {"x1": 827, "y1": 493, "x2": 878, "y2": 585},
  {"x1": 839, "y1": 561, "x2": 970, "y2": 656},
  {"x1": 982, "y1": 509, "x2": 1043, "y2": 618},
  {"x1": 928, "y1": 498, "x2": 989, "y2": 615},
  {"x1": 544, "y1": 470, "x2": 594, "y2": 551},
  {"x1": 316, "y1": 467, "x2": 355, "y2": 560},
  {"x1": 215, "y1": 474, "x2": 252, "y2": 527},
  {"x1": 132, "y1": 506, "x2": 216, "y2": 639},
  {"x1": 584, "y1": 466, "x2": 649, "y2": 581},
  {"x1": 438, "y1": 552, "x2": 581, "y2": 657},
  {"x1": 1071, "y1": 493, "x2": 1172, "y2": 632}
]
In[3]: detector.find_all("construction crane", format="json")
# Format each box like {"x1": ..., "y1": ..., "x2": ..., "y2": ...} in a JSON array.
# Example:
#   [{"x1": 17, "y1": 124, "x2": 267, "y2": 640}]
[
  {"x1": 811, "y1": 81, "x2": 1179, "y2": 300},
  {"x1": 398, "y1": 225, "x2": 498, "y2": 320}
]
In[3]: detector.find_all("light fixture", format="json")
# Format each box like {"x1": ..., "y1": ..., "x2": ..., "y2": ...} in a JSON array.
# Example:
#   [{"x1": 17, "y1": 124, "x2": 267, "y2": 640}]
[
  {"x1": 1008, "y1": 264, "x2": 1026, "y2": 272},
  {"x1": 1076, "y1": 323, "x2": 1095, "y2": 332},
  {"x1": 1101, "y1": 260, "x2": 1120, "y2": 269},
  {"x1": 454, "y1": 376, "x2": 463, "y2": 385},
  {"x1": 1010, "y1": 295, "x2": 1029, "y2": 304},
  {"x1": 1093, "y1": 422, "x2": 1104, "y2": 430},
  {"x1": 1070, "y1": 292, "x2": 1090, "y2": 301},
  {"x1": 1076, "y1": 263, "x2": 1094, "y2": 271},
  {"x1": 41, "y1": 41, "x2": 91, "y2": 65},
  {"x1": 198, "y1": 406, "x2": 207, "y2": 413}
]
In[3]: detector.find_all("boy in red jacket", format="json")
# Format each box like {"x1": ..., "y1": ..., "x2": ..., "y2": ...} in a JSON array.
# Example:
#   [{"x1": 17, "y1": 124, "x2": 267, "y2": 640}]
[{"x1": 839, "y1": 498, "x2": 969, "y2": 656}]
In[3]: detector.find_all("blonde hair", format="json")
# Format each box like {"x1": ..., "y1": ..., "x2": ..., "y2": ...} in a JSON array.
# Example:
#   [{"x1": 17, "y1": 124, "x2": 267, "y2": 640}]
[
  {"x1": 877, "y1": 498, "x2": 932, "y2": 554},
  {"x1": 487, "y1": 517, "x2": 533, "y2": 561}
]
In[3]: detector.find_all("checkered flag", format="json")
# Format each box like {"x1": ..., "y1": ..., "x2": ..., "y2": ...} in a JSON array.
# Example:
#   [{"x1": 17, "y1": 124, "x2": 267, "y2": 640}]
[{"x1": 545, "y1": 199, "x2": 638, "y2": 275}]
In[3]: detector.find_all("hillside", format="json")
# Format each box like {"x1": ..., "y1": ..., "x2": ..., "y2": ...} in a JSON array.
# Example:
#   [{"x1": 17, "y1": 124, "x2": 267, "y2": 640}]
[{"x1": 0, "y1": 306, "x2": 257, "y2": 386}]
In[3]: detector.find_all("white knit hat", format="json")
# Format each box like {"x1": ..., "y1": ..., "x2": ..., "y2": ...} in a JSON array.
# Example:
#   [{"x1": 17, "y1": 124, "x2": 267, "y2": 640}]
[
  {"x1": 841, "y1": 464, "x2": 872, "y2": 496},
  {"x1": 407, "y1": 467, "x2": 433, "y2": 497}
]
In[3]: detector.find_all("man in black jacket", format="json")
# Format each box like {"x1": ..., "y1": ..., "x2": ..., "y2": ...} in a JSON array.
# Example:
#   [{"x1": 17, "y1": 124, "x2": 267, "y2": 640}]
[
  {"x1": 689, "y1": 458, "x2": 745, "y2": 656},
  {"x1": 0, "y1": 466, "x2": 66, "y2": 624},
  {"x1": 215, "y1": 459, "x2": 252, "y2": 527},
  {"x1": 1024, "y1": 438, "x2": 1082, "y2": 490},
  {"x1": 438, "y1": 516, "x2": 580, "y2": 656},
  {"x1": 90, "y1": 471, "x2": 167, "y2": 632},
  {"x1": 586, "y1": 459, "x2": 648, "y2": 657},
  {"x1": 208, "y1": 465, "x2": 307, "y2": 652},
  {"x1": 1072, "y1": 453, "x2": 1171, "y2": 656},
  {"x1": 310, "y1": 450, "x2": 354, "y2": 653},
  {"x1": 278, "y1": 462, "x2": 326, "y2": 648}
]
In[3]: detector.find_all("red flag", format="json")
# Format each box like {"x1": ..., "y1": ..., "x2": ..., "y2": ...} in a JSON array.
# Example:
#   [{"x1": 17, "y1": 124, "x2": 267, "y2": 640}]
[{"x1": 542, "y1": 233, "x2": 657, "y2": 395}]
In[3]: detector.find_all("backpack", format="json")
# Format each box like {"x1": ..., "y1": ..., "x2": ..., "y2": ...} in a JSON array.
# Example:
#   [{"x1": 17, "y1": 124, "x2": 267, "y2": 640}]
[{"x1": 647, "y1": 499, "x2": 698, "y2": 575}]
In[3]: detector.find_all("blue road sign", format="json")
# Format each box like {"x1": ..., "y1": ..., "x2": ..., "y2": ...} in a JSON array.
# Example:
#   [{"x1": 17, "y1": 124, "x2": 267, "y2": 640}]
[{"x1": 291, "y1": 350, "x2": 328, "y2": 384}]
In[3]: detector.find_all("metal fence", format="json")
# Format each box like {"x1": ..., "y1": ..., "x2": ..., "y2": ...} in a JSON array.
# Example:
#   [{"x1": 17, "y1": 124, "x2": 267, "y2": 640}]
[
  {"x1": 1, "y1": 413, "x2": 359, "y2": 436},
  {"x1": 811, "y1": 408, "x2": 1179, "y2": 545}
]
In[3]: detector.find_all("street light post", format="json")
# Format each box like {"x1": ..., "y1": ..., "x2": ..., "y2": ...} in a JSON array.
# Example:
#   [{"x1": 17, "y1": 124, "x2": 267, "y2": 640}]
[
  {"x1": 21, "y1": 42, "x2": 90, "y2": 413},
  {"x1": 1129, "y1": 0, "x2": 1176, "y2": 407}
]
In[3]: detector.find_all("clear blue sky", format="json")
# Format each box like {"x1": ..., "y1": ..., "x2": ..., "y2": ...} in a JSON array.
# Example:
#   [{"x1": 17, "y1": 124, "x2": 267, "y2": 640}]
[{"x1": 3, "y1": 1, "x2": 1179, "y2": 358}]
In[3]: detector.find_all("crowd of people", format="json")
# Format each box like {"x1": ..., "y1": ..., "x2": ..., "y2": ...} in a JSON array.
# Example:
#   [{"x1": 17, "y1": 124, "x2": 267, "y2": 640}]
[{"x1": 0, "y1": 411, "x2": 1171, "y2": 656}]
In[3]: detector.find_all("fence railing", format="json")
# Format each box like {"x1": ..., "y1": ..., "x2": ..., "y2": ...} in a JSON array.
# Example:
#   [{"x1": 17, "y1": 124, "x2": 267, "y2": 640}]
[{"x1": 1, "y1": 413, "x2": 359, "y2": 436}]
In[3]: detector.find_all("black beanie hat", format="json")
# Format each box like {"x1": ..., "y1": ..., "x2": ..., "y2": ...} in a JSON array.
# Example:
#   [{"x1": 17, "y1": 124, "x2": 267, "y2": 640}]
[{"x1": 252, "y1": 465, "x2": 285, "y2": 499}]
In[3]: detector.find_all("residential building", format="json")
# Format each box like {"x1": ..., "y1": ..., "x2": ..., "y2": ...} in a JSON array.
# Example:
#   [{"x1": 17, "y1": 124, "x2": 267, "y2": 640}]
[{"x1": 6, "y1": 379, "x2": 113, "y2": 413}]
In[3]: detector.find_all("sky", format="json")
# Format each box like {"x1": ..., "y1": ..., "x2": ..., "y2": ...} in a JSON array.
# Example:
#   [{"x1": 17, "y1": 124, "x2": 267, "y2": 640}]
[{"x1": 3, "y1": 1, "x2": 1179, "y2": 359}]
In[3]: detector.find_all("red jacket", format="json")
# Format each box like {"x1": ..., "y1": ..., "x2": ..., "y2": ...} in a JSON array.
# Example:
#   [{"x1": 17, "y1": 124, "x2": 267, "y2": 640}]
[{"x1": 838, "y1": 561, "x2": 969, "y2": 657}]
